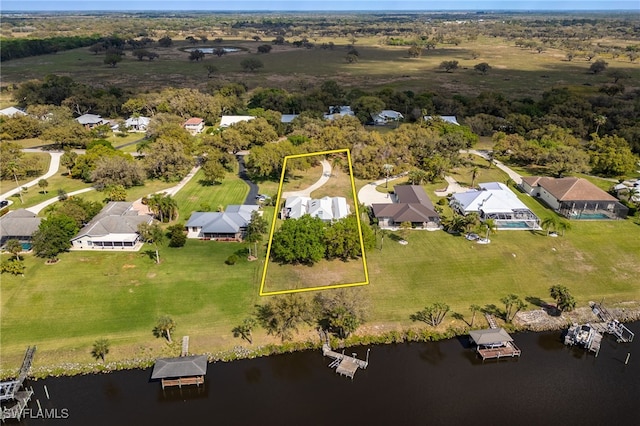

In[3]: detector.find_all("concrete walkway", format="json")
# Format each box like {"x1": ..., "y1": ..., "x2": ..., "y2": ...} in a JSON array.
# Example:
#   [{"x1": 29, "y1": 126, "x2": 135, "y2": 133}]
[
  {"x1": 464, "y1": 149, "x2": 523, "y2": 184},
  {"x1": 26, "y1": 187, "x2": 95, "y2": 214},
  {"x1": 357, "y1": 175, "x2": 405, "y2": 207},
  {"x1": 282, "y1": 160, "x2": 332, "y2": 198},
  {"x1": 0, "y1": 151, "x2": 63, "y2": 204}
]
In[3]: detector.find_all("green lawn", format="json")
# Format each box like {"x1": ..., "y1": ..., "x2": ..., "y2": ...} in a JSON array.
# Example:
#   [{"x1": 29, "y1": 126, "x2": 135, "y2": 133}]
[
  {"x1": 1, "y1": 189, "x2": 639, "y2": 373},
  {"x1": 171, "y1": 169, "x2": 249, "y2": 220}
]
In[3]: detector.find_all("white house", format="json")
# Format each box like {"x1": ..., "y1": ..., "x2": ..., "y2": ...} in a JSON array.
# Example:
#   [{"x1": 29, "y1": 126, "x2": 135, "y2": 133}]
[
  {"x1": 324, "y1": 106, "x2": 355, "y2": 120},
  {"x1": 284, "y1": 196, "x2": 350, "y2": 221},
  {"x1": 0, "y1": 106, "x2": 27, "y2": 117},
  {"x1": 124, "y1": 116, "x2": 150, "y2": 132},
  {"x1": 183, "y1": 117, "x2": 205, "y2": 135},
  {"x1": 424, "y1": 115, "x2": 460, "y2": 125},
  {"x1": 371, "y1": 110, "x2": 404, "y2": 125},
  {"x1": 219, "y1": 115, "x2": 255, "y2": 128},
  {"x1": 71, "y1": 202, "x2": 153, "y2": 250},
  {"x1": 450, "y1": 182, "x2": 540, "y2": 230},
  {"x1": 185, "y1": 205, "x2": 259, "y2": 240},
  {"x1": 76, "y1": 114, "x2": 106, "y2": 129}
]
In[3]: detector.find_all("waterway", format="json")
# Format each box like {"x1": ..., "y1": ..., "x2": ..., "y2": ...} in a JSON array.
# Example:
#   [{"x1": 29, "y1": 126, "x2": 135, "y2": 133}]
[{"x1": 14, "y1": 323, "x2": 640, "y2": 425}]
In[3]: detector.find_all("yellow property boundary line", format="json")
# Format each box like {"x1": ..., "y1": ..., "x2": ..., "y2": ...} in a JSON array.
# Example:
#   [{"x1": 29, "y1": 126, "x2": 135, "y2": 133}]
[{"x1": 259, "y1": 148, "x2": 370, "y2": 296}]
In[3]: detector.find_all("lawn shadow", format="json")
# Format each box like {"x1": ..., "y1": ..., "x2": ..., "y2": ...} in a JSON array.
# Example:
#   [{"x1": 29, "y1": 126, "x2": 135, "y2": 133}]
[
  {"x1": 142, "y1": 249, "x2": 156, "y2": 261},
  {"x1": 482, "y1": 304, "x2": 506, "y2": 321},
  {"x1": 451, "y1": 312, "x2": 470, "y2": 326},
  {"x1": 526, "y1": 296, "x2": 561, "y2": 316}
]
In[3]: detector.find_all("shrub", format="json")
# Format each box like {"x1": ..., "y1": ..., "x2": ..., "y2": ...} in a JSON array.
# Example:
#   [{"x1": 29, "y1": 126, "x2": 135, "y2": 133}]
[{"x1": 225, "y1": 254, "x2": 239, "y2": 265}]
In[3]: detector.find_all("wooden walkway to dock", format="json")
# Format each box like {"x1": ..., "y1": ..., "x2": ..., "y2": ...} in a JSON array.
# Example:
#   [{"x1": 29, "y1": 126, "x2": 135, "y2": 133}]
[
  {"x1": 322, "y1": 343, "x2": 369, "y2": 379},
  {"x1": 485, "y1": 313, "x2": 498, "y2": 329}
]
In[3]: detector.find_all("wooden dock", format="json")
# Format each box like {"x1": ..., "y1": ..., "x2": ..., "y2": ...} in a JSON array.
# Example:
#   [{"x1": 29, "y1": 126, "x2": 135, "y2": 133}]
[
  {"x1": 0, "y1": 388, "x2": 34, "y2": 421},
  {"x1": 161, "y1": 376, "x2": 204, "y2": 390},
  {"x1": 322, "y1": 343, "x2": 369, "y2": 379},
  {"x1": 477, "y1": 342, "x2": 522, "y2": 360}
]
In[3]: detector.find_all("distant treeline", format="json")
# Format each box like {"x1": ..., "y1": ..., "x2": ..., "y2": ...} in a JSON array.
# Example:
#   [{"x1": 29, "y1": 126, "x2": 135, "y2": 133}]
[{"x1": 0, "y1": 36, "x2": 102, "y2": 62}]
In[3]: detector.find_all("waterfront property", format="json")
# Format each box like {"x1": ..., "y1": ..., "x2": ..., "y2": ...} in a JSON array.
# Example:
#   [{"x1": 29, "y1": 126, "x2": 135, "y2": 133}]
[
  {"x1": 185, "y1": 205, "x2": 259, "y2": 240},
  {"x1": 520, "y1": 176, "x2": 628, "y2": 220},
  {"x1": 469, "y1": 328, "x2": 522, "y2": 360},
  {"x1": 449, "y1": 182, "x2": 540, "y2": 230},
  {"x1": 71, "y1": 202, "x2": 153, "y2": 250},
  {"x1": 372, "y1": 185, "x2": 440, "y2": 230},
  {"x1": 0, "y1": 209, "x2": 42, "y2": 249},
  {"x1": 151, "y1": 355, "x2": 207, "y2": 389}
]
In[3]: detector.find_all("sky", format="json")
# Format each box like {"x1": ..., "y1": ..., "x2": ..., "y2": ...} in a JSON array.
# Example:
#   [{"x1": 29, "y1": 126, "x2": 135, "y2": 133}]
[{"x1": 1, "y1": 1, "x2": 639, "y2": 12}]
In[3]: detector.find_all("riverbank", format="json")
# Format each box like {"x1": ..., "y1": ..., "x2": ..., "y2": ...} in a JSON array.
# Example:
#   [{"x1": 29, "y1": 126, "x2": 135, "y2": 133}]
[{"x1": 5, "y1": 300, "x2": 639, "y2": 381}]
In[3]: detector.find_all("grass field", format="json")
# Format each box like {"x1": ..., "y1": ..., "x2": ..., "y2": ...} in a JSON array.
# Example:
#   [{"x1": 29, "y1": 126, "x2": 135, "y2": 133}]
[
  {"x1": 171, "y1": 169, "x2": 249, "y2": 220},
  {"x1": 2, "y1": 37, "x2": 638, "y2": 97},
  {"x1": 2, "y1": 198, "x2": 638, "y2": 373}
]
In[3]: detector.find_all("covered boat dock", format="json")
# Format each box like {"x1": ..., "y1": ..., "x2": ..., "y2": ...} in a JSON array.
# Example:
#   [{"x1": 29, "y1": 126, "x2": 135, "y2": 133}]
[
  {"x1": 151, "y1": 355, "x2": 207, "y2": 389},
  {"x1": 469, "y1": 328, "x2": 521, "y2": 360}
]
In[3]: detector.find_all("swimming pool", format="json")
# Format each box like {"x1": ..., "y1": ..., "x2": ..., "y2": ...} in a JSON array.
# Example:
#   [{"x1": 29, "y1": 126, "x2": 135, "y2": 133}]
[
  {"x1": 497, "y1": 221, "x2": 533, "y2": 229},
  {"x1": 571, "y1": 213, "x2": 611, "y2": 219}
]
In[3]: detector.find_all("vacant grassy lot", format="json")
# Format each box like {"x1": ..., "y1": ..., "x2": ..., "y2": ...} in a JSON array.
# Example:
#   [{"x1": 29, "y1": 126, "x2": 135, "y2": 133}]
[{"x1": 171, "y1": 169, "x2": 249, "y2": 220}]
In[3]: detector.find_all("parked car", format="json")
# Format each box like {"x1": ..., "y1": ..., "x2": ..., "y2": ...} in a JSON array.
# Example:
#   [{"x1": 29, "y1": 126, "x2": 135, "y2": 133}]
[
  {"x1": 0, "y1": 200, "x2": 9, "y2": 208},
  {"x1": 255, "y1": 194, "x2": 271, "y2": 202}
]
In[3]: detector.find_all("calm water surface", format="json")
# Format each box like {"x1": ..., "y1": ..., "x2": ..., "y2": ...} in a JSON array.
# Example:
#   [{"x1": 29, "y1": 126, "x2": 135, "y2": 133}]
[{"x1": 15, "y1": 323, "x2": 640, "y2": 426}]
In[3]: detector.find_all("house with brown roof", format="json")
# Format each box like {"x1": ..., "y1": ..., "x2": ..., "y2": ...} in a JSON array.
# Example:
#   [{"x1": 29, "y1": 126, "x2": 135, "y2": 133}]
[
  {"x1": 372, "y1": 185, "x2": 440, "y2": 230},
  {"x1": 520, "y1": 176, "x2": 628, "y2": 219},
  {"x1": 183, "y1": 117, "x2": 205, "y2": 135}
]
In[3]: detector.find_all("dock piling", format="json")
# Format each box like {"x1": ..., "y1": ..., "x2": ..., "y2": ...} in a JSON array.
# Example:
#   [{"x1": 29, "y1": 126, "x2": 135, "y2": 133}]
[{"x1": 625, "y1": 353, "x2": 630, "y2": 365}]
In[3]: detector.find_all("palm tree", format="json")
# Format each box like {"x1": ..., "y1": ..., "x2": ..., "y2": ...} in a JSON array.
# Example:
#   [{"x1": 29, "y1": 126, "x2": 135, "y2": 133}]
[
  {"x1": 153, "y1": 315, "x2": 176, "y2": 343},
  {"x1": 91, "y1": 338, "x2": 110, "y2": 362},
  {"x1": 594, "y1": 114, "x2": 607, "y2": 135},
  {"x1": 469, "y1": 304, "x2": 481, "y2": 327},
  {"x1": 556, "y1": 219, "x2": 571, "y2": 236},
  {"x1": 481, "y1": 218, "x2": 497, "y2": 240},
  {"x1": 380, "y1": 229, "x2": 390, "y2": 250},
  {"x1": 540, "y1": 216, "x2": 559, "y2": 236},
  {"x1": 6, "y1": 161, "x2": 24, "y2": 204},
  {"x1": 470, "y1": 166, "x2": 479, "y2": 188},
  {"x1": 383, "y1": 163, "x2": 394, "y2": 188}
]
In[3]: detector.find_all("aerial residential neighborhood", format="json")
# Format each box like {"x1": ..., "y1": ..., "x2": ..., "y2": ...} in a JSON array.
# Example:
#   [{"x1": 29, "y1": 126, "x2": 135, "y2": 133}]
[{"x1": 0, "y1": 3, "x2": 639, "y2": 423}]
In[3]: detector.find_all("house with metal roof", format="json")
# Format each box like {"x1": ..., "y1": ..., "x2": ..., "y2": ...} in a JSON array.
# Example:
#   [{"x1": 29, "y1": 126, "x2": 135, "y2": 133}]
[
  {"x1": 520, "y1": 176, "x2": 628, "y2": 219},
  {"x1": 185, "y1": 205, "x2": 259, "y2": 240},
  {"x1": 0, "y1": 106, "x2": 27, "y2": 117},
  {"x1": 450, "y1": 182, "x2": 540, "y2": 230},
  {"x1": 372, "y1": 185, "x2": 440, "y2": 230},
  {"x1": 124, "y1": 116, "x2": 150, "y2": 132},
  {"x1": 219, "y1": 115, "x2": 255, "y2": 128},
  {"x1": 70, "y1": 202, "x2": 153, "y2": 250},
  {"x1": 76, "y1": 113, "x2": 106, "y2": 129},
  {"x1": 424, "y1": 115, "x2": 460, "y2": 125},
  {"x1": 371, "y1": 110, "x2": 404, "y2": 125},
  {"x1": 0, "y1": 209, "x2": 42, "y2": 248},
  {"x1": 283, "y1": 196, "x2": 350, "y2": 221}
]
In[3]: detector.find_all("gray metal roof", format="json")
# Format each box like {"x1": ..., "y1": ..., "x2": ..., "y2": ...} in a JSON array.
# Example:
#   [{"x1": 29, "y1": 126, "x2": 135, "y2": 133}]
[
  {"x1": 469, "y1": 328, "x2": 514, "y2": 345},
  {"x1": 151, "y1": 355, "x2": 208, "y2": 379}
]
